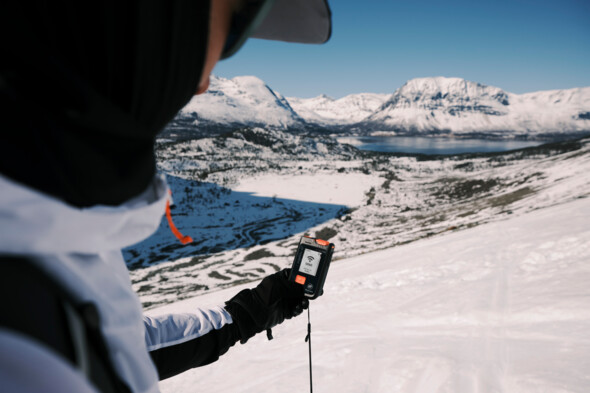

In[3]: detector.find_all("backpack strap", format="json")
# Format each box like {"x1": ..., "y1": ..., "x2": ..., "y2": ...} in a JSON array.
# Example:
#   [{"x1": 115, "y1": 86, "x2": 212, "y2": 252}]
[{"x1": 0, "y1": 255, "x2": 131, "y2": 393}]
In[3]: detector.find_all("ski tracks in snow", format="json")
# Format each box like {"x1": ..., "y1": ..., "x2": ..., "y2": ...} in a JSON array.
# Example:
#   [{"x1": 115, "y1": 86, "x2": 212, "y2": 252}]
[{"x1": 156, "y1": 198, "x2": 590, "y2": 393}]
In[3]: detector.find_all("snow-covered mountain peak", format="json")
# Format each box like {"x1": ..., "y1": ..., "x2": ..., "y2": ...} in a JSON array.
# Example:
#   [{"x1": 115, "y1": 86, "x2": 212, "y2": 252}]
[
  {"x1": 178, "y1": 75, "x2": 303, "y2": 130},
  {"x1": 363, "y1": 77, "x2": 590, "y2": 137},
  {"x1": 216, "y1": 75, "x2": 274, "y2": 96},
  {"x1": 400, "y1": 76, "x2": 491, "y2": 92},
  {"x1": 317, "y1": 93, "x2": 334, "y2": 101},
  {"x1": 287, "y1": 92, "x2": 389, "y2": 125},
  {"x1": 206, "y1": 75, "x2": 284, "y2": 103},
  {"x1": 229, "y1": 75, "x2": 265, "y2": 85},
  {"x1": 390, "y1": 76, "x2": 510, "y2": 107},
  {"x1": 287, "y1": 94, "x2": 335, "y2": 107}
]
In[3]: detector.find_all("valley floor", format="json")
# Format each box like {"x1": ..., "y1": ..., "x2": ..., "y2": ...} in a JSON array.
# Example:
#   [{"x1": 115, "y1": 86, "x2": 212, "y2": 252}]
[{"x1": 126, "y1": 131, "x2": 590, "y2": 310}]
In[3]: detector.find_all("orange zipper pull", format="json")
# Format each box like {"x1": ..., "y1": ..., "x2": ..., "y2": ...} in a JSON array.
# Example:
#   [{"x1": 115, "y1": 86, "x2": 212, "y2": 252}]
[{"x1": 165, "y1": 191, "x2": 193, "y2": 245}]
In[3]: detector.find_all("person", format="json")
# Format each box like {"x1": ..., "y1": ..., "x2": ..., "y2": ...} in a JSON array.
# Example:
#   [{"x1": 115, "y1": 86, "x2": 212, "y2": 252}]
[{"x1": 0, "y1": 1, "x2": 332, "y2": 392}]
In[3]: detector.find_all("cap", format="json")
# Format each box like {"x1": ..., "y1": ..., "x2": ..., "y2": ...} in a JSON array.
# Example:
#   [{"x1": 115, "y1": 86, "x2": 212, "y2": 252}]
[{"x1": 221, "y1": 0, "x2": 332, "y2": 59}]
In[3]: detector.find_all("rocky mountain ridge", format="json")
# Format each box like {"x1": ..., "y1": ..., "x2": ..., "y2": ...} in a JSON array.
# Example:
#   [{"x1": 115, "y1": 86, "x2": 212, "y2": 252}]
[
  {"x1": 163, "y1": 75, "x2": 590, "y2": 140},
  {"x1": 360, "y1": 77, "x2": 590, "y2": 138}
]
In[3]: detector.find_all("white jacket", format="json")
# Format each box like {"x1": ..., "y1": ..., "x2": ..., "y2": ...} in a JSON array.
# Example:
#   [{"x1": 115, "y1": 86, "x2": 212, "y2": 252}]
[{"x1": 0, "y1": 174, "x2": 235, "y2": 393}]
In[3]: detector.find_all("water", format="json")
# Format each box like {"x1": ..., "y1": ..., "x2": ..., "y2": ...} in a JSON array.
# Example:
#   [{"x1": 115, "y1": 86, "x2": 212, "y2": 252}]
[{"x1": 337, "y1": 135, "x2": 543, "y2": 155}]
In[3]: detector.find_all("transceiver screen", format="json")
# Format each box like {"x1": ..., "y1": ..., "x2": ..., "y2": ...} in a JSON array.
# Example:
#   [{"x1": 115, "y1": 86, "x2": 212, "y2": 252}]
[{"x1": 299, "y1": 248, "x2": 322, "y2": 276}]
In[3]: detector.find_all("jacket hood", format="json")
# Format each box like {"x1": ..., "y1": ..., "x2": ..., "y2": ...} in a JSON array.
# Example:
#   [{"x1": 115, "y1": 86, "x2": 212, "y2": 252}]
[{"x1": 0, "y1": 174, "x2": 169, "y2": 255}]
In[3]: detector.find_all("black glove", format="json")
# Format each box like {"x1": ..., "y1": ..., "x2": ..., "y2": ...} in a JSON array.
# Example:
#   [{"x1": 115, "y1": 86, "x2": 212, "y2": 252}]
[{"x1": 224, "y1": 269, "x2": 309, "y2": 344}]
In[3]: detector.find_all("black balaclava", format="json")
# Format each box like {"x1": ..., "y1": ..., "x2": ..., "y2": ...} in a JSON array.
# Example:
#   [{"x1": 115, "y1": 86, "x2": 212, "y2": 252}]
[{"x1": 0, "y1": 1, "x2": 211, "y2": 207}]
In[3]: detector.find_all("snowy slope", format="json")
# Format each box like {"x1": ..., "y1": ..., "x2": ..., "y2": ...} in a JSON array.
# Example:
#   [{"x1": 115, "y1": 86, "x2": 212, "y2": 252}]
[
  {"x1": 363, "y1": 77, "x2": 590, "y2": 138},
  {"x1": 152, "y1": 196, "x2": 590, "y2": 393},
  {"x1": 179, "y1": 75, "x2": 305, "y2": 129},
  {"x1": 128, "y1": 132, "x2": 590, "y2": 308},
  {"x1": 287, "y1": 93, "x2": 390, "y2": 125}
]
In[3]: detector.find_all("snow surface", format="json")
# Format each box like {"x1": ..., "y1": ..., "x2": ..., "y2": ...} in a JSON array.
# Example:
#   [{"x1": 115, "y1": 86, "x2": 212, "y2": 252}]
[
  {"x1": 152, "y1": 197, "x2": 590, "y2": 393},
  {"x1": 128, "y1": 131, "x2": 590, "y2": 310},
  {"x1": 232, "y1": 173, "x2": 383, "y2": 206},
  {"x1": 133, "y1": 129, "x2": 590, "y2": 391}
]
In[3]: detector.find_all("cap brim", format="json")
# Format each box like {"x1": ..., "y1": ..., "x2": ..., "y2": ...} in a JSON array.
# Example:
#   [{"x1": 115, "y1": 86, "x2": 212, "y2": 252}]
[
  {"x1": 221, "y1": 0, "x2": 331, "y2": 59},
  {"x1": 252, "y1": 0, "x2": 332, "y2": 44}
]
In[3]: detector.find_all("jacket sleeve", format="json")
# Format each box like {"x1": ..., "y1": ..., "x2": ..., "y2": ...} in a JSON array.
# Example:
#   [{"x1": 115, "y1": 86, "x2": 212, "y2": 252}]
[{"x1": 144, "y1": 306, "x2": 240, "y2": 380}]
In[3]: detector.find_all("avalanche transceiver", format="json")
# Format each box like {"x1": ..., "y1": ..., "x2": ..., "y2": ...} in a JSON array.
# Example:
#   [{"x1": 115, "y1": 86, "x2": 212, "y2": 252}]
[{"x1": 289, "y1": 236, "x2": 335, "y2": 299}]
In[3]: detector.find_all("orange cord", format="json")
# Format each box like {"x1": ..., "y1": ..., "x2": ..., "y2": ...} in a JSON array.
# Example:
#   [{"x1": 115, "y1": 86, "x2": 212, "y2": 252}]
[{"x1": 165, "y1": 192, "x2": 193, "y2": 245}]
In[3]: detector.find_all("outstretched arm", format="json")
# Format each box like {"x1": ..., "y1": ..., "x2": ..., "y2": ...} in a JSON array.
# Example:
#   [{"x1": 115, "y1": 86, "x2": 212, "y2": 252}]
[
  {"x1": 144, "y1": 306, "x2": 239, "y2": 380},
  {"x1": 144, "y1": 269, "x2": 308, "y2": 380}
]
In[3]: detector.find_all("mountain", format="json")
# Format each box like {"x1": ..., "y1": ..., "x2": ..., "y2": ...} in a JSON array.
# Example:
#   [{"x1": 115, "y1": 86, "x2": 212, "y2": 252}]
[
  {"x1": 360, "y1": 77, "x2": 590, "y2": 138},
  {"x1": 169, "y1": 75, "x2": 305, "y2": 135},
  {"x1": 287, "y1": 93, "x2": 390, "y2": 125},
  {"x1": 163, "y1": 75, "x2": 590, "y2": 140}
]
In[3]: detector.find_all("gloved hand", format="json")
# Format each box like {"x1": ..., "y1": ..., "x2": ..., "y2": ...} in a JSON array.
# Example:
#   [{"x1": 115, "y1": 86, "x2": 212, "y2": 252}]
[{"x1": 224, "y1": 269, "x2": 309, "y2": 344}]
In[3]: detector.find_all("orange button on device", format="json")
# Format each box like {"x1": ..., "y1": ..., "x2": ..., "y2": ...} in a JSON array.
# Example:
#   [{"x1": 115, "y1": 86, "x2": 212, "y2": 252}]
[
  {"x1": 315, "y1": 239, "x2": 330, "y2": 246},
  {"x1": 295, "y1": 275, "x2": 306, "y2": 285}
]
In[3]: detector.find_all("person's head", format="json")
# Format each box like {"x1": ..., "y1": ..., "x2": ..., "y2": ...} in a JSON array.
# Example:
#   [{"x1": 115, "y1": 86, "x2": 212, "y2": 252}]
[
  {"x1": 197, "y1": 0, "x2": 332, "y2": 94},
  {"x1": 0, "y1": 1, "x2": 331, "y2": 208}
]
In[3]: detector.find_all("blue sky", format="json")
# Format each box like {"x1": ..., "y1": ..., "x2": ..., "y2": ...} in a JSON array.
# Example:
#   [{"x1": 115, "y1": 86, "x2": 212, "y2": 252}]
[{"x1": 214, "y1": 0, "x2": 590, "y2": 98}]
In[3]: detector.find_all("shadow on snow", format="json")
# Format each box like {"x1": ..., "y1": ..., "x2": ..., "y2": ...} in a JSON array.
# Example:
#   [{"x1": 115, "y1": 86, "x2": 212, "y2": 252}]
[{"x1": 123, "y1": 175, "x2": 348, "y2": 269}]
